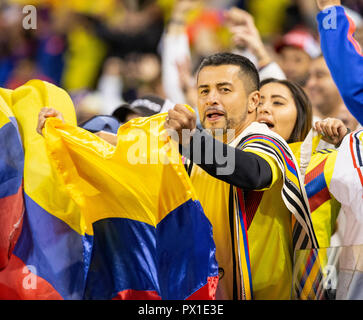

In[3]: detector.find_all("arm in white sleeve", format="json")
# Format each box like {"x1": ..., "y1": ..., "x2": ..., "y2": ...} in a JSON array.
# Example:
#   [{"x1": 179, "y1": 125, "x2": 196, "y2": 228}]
[
  {"x1": 259, "y1": 62, "x2": 286, "y2": 81},
  {"x1": 232, "y1": 48, "x2": 286, "y2": 81},
  {"x1": 161, "y1": 30, "x2": 191, "y2": 105}
]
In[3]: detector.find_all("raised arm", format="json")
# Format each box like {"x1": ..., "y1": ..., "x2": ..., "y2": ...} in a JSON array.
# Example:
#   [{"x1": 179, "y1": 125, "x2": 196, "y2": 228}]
[
  {"x1": 316, "y1": 0, "x2": 363, "y2": 124},
  {"x1": 161, "y1": 0, "x2": 195, "y2": 106},
  {"x1": 225, "y1": 7, "x2": 286, "y2": 80},
  {"x1": 181, "y1": 129, "x2": 273, "y2": 190},
  {"x1": 165, "y1": 104, "x2": 272, "y2": 190},
  {"x1": 37, "y1": 108, "x2": 118, "y2": 146}
]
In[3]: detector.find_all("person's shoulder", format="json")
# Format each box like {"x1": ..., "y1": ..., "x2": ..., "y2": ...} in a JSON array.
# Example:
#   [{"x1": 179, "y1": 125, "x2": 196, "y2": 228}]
[{"x1": 237, "y1": 122, "x2": 288, "y2": 152}]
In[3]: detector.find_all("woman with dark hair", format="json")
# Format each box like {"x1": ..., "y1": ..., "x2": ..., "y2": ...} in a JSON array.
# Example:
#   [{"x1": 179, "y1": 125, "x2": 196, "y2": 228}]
[
  {"x1": 256, "y1": 78, "x2": 355, "y2": 251},
  {"x1": 258, "y1": 77, "x2": 351, "y2": 146},
  {"x1": 258, "y1": 78, "x2": 313, "y2": 143},
  {"x1": 256, "y1": 78, "x2": 363, "y2": 299}
]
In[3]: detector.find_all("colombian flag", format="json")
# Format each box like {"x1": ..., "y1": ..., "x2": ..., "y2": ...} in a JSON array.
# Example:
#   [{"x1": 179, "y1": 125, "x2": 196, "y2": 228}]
[
  {"x1": 0, "y1": 80, "x2": 218, "y2": 300},
  {"x1": 0, "y1": 89, "x2": 24, "y2": 273}
]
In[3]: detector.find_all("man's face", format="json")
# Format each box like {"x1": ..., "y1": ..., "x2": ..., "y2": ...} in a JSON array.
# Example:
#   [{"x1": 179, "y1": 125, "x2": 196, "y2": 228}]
[
  {"x1": 197, "y1": 64, "x2": 251, "y2": 137},
  {"x1": 279, "y1": 46, "x2": 311, "y2": 85},
  {"x1": 305, "y1": 56, "x2": 342, "y2": 117}
]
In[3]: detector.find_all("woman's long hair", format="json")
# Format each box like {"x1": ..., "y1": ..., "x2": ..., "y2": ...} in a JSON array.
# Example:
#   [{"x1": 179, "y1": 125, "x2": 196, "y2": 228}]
[{"x1": 260, "y1": 78, "x2": 313, "y2": 143}]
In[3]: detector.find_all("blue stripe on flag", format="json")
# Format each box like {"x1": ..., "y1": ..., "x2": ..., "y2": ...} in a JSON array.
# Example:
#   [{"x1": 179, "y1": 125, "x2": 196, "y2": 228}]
[
  {"x1": 305, "y1": 172, "x2": 327, "y2": 198},
  {"x1": 84, "y1": 199, "x2": 218, "y2": 300},
  {"x1": 0, "y1": 120, "x2": 24, "y2": 198},
  {"x1": 13, "y1": 193, "x2": 88, "y2": 300}
]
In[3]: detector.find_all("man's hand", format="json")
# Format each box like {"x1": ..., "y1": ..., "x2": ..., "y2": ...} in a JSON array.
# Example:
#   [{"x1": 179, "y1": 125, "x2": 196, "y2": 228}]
[
  {"x1": 314, "y1": 117, "x2": 348, "y2": 146},
  {"x1": 316, "y1": 0, "x2": 341, "y2": 11},
  {"x1": 36, "y1": 107, "x2": 65, "y2": 136},
  {"x1": 164, "y1": 104, "x2": 196, "y2": 145}
]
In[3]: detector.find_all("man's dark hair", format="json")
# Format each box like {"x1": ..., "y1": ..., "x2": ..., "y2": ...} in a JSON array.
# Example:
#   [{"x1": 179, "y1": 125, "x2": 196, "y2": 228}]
[{"x1": 197, "y1": 52, "x2": 260, "y2": 93}]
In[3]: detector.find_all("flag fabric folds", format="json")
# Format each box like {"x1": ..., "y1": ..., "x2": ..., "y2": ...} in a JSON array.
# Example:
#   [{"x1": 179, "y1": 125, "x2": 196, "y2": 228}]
[
  {"x1": 0, "y1": 80, "x2": 87, "y2": 299},
  {"x1": 0, "y1": 80, "x2": 218, "y2": 300},
  {"x1": 0, "y1": 89, "x2": 25, "y2": 272}
]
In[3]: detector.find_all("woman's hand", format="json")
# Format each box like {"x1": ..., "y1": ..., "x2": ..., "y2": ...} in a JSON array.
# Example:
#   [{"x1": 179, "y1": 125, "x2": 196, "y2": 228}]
[{"x1": 314, "y1": 117, "x2": 348, "y2": 146}]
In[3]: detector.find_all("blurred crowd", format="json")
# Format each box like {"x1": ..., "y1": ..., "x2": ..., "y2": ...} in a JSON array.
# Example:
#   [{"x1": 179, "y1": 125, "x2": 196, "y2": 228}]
[{"x1": 0, "y1": 0, "x2": 362, "y2": 127}]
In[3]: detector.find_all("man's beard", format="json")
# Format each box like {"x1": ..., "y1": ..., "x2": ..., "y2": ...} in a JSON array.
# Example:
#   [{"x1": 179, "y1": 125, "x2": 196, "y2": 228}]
[
  {"x1": 201, "y1": 110, "x2": 248, "y2": 140},
  {"x1": 201, "y1": 115, "x2": 227, "y2": 136}
]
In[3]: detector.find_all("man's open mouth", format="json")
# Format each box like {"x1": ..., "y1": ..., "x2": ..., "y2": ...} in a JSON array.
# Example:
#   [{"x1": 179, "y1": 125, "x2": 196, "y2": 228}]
[{"x1": 205, "y1": 109, "x2": 225, "y2": 121}]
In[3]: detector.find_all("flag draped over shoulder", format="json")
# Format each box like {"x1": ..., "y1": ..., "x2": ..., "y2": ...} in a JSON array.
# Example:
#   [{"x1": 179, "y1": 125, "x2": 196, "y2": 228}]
[
  {"x1": 231, "y1": 123, "x2": 320, "y2": 300},
  {"x1": 238, "y1": 125, "x2": 319, "y2": 252},
  {"x1": 0, "y1": 80, "x2": 218, "y2": 300}
]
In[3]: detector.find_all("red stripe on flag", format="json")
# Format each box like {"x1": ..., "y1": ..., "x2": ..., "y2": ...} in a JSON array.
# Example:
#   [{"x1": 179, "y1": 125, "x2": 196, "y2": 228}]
[
  {"x1": 237, "y1": 189, "x2": 252, "y2": 257},
  {"x1": 112, "y1": 276, "x2": 219, "y2": 300},
  {"x1": 187, "y1": 276, "x2": 219, "y2": 300},
  {"x1": 309, "y1": 187, "x2": 331, "y2": 212},
  {"x1": 0, "y1": 185, "x2": 24, "y2": 270},
  {"x1": 304, "y1": 159, "x2": 327, "y2": 185},
  {"x1": 112, "y1": 289, "x2": 161, "y2": 300},
  {"x1": 0, "y1": 254, "x2": 63, "y2": 300}
]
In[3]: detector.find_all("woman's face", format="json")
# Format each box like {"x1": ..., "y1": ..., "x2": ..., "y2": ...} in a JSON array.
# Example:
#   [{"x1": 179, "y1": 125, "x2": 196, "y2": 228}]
[{"x1": 257, "y1": 82, "x2": 298, "y2": 141}]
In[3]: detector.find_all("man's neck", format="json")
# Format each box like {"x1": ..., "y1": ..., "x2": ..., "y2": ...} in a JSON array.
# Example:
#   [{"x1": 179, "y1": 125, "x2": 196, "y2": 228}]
[{"x1": 215, "y1": 119, "x2": 254, "y2": 144}]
